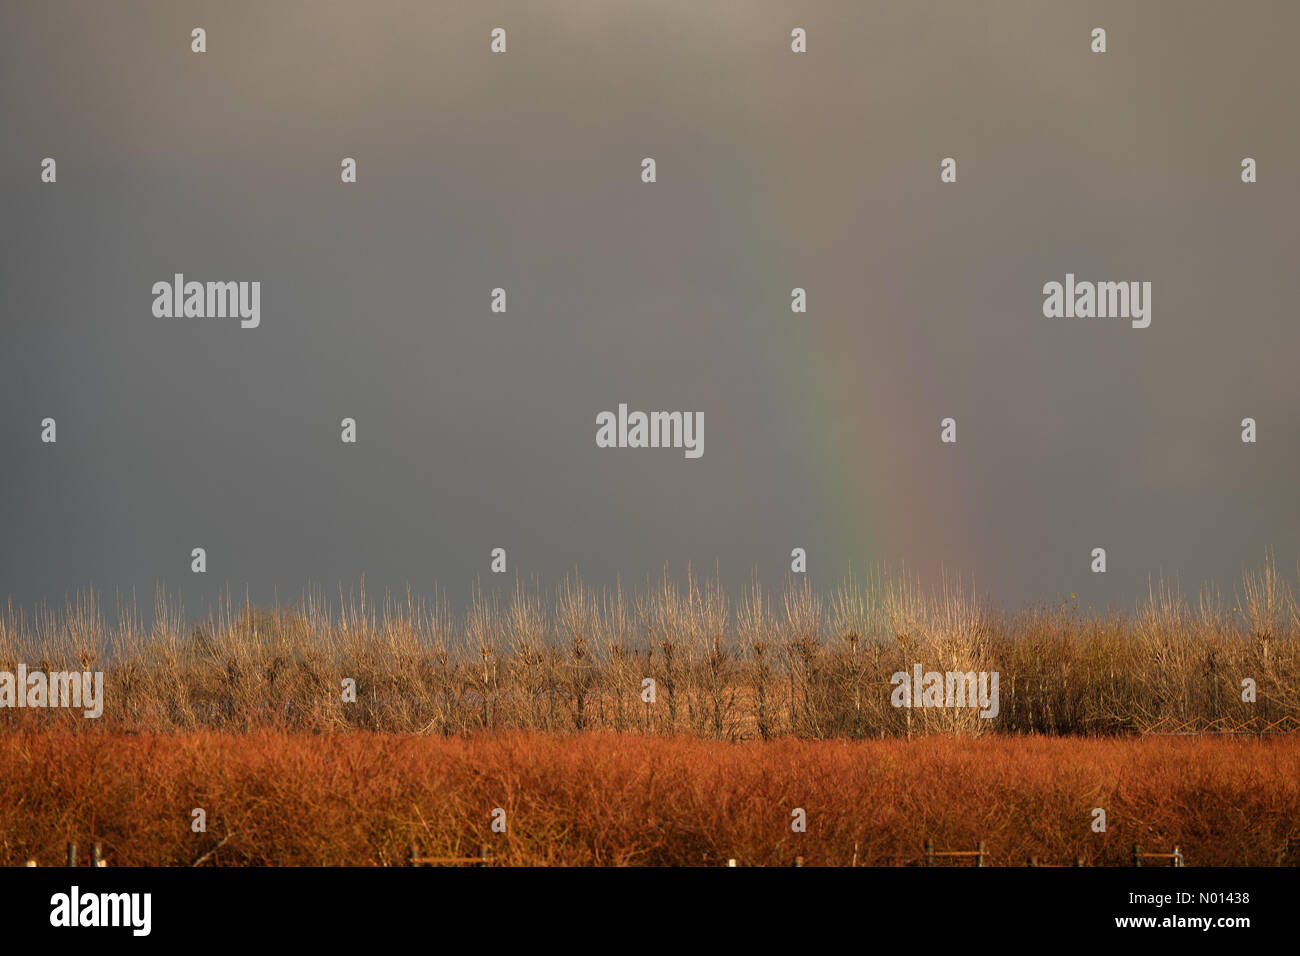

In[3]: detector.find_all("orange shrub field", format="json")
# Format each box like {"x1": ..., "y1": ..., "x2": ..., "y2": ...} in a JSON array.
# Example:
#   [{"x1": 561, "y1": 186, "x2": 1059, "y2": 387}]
[{"x1": 4, "y1": 729, "x2": 1298, "y2": 867}]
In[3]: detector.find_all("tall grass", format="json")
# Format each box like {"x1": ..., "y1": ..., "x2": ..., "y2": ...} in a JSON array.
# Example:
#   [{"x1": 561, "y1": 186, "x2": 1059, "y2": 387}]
[
  {"x1": 3, "y1": 730, "x2": 1297, "y2": 866},
  {"x1": 2, "y1": 557, "x2": 1298, "y2": 737}
]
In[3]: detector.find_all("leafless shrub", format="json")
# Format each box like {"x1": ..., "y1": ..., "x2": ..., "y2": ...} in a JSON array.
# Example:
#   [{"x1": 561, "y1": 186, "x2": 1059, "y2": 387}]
[{"x1": 4, "y1": 557, "x2": 1297, "y2": 738}]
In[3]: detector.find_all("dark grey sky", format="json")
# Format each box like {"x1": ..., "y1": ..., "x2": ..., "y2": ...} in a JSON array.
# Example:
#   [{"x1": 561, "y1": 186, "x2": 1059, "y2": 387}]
[{"x1": 2, "y1": 1, "x2": 1298, "y2": 617}]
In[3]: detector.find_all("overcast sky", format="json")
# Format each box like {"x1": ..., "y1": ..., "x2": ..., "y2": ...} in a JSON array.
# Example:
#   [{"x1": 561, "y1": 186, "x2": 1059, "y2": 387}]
[{"x1": 2, "y1": 1, "x2": 1298, "y2": 619}]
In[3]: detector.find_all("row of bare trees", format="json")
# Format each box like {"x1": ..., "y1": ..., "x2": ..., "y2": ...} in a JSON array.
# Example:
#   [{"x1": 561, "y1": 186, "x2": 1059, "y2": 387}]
[{"x1": 2, "y1": 559, "x2": 1298, "y2": 737}]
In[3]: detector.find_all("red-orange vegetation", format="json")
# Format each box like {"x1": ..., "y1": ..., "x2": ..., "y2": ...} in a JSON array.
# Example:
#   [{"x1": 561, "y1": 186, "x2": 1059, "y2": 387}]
[{"x1": 3, "y1": 729, "x2": 1297, "y2": 866}]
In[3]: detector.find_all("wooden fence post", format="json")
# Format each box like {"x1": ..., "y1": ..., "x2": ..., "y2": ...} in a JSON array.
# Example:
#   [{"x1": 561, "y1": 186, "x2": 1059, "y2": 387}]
[
  {"x1": 92, "y1": 842, "x2": 105, "y2": 867},
  {"x1": 1132, "y1": 843, "x2": 1142, "y2": 867},
  {"x1": 925, "y1": 839, "x2": 935, "y2": 867},
  {"x1": 66, "y1": 842, "x2": 77, "y2": 867},
  {"x1": 976, "y1": 841, "x2": 986, "y2": 867}
]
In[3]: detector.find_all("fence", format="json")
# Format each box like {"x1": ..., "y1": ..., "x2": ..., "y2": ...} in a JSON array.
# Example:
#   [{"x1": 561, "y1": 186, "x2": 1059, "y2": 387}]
[
  {"x1": 26, "y1": 841, "x2": 108, "y2": 867},
  {"x1": 926, "y1": 839, "x2": 987, "y2": 867},
  {"x1": 726, "y1": 841, "x2": 1186, "y2": 867},
  {"x1": 26, "y1": 840, "x2": 496, "y2": 867},
  {"x1": 1132, "y1": 844, "x2": 1183, "y2": 867},
  {"x1": 407, "y1": 842, "x2": 493, "y2": 867},
  {"x1": 24, "y1": 837, "x2": 1183, "y2": 868}
]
